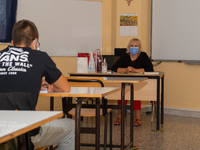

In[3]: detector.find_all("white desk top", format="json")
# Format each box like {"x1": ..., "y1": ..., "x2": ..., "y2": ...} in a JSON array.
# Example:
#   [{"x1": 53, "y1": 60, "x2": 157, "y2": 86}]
[
  {"x1": 0, "y1": 111, "x2": 62, "y2": 144},
  {"x1": 69, "y1": 72, "x2": 165, "y2": 77},
  {"x1": 39, "y1": 87, "x2": 120, "y2": 98},
  {"x1": 103, "y1": 77, "x2": 147, "y2": 83}
]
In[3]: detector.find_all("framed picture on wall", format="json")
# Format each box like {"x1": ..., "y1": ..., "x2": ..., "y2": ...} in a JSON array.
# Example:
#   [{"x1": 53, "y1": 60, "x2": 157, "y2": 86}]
[{"x1": 120, "y1": 14, "x2": 138, "y2": 36}]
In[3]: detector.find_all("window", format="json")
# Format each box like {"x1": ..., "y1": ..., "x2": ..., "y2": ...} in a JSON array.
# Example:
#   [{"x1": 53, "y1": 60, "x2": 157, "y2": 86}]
[{"x1": 0, "y1": 0, "x2": 17, "y2": 43}]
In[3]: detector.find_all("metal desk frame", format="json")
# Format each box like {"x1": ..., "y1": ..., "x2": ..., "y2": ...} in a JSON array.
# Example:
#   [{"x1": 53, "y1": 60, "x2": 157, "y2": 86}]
[{"x1": 69, "y1": 73, "x2": 165, "y2": 131}]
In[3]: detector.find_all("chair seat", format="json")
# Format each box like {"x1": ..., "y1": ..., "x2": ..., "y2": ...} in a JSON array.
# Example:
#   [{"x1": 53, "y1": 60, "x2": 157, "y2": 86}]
[{"x1": 68, "y1": 108, "x2": 111, "y2": 117}]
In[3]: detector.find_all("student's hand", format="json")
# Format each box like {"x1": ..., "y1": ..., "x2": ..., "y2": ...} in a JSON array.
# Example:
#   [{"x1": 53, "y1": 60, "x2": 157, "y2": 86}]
[{"x1": 41, "y1": 80, "x2": 54, "y2": 93}]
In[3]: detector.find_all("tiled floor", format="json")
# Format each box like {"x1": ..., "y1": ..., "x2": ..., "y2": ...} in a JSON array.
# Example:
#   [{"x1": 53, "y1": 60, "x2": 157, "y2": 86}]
[{"x1": 78, "y1": 110, "x2": 200, "y2": 150}]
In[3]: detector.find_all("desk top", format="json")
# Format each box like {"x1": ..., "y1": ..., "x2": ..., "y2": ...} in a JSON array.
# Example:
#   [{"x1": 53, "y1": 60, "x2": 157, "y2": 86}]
[
  {"x1": 39, "y1": 87, "x2": 120, "y2": 98},
  {"x1": 104, "y1": 77, "x2": 147, "y2": 83},
  {"x1": 69, "y1": 71, "x2": 164, "y2": 77},
  {"x1": 0, "y1": 111, "x2": 62, "y2": 144}
]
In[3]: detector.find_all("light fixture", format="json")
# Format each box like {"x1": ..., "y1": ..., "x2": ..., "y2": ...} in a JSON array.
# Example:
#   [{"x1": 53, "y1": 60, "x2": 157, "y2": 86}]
[{"x1": 126, "y1": 0, "x2": 133, "y2": 6}]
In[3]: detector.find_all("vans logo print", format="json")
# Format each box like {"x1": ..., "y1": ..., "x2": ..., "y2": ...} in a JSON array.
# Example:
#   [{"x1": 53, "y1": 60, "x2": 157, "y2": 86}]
[{"x1": 0, "y1": 47, "x2": 33, "y2": 75}]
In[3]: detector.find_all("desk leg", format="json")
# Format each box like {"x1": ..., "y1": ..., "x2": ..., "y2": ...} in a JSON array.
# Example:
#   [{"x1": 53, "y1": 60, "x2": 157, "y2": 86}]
[
  {"x1": 161, "y1": 76, "x2": 164, "y2": 124},
  {"x1": 95, "y1": 98, "x2": 100, "y2": 150},
  {"x1": 130, "y1": 83, "x2": 134, "y2": 147},
  {"x1": 156, "y1": 77, "x2": 160, "y2": 131},
  {"x1": 121, "y1": 83, "x2": 125, "y2": 150}
]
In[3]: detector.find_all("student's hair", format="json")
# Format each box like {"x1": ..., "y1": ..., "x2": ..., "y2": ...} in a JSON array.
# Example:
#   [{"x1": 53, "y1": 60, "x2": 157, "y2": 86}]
[
  {"x1": 127, "y1": 38, "x2": 142, "y2": 53},
  {"x1": 12, "y1": 20, "x2": 39, "y2": 46}
]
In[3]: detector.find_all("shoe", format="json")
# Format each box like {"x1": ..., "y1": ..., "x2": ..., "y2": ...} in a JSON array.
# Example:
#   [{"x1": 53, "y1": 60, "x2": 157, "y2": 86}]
[
  {"x1": 133, "y1": 119, "x2": 142, "y2": 126},
  {"x1": 114, "y1": 118, "x2": 121, "y2": 126}
]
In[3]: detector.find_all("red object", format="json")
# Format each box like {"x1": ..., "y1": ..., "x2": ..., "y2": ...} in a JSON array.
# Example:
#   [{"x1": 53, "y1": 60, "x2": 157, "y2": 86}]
[
  {"x1": 78, "y1": 53, "x2": 90, "y2": 64},
  {"x1": 133, "y1": 119, "x2": 142, "y2": 126},
  {"x1": 117, "y1": 100, "x2": 141, "y2": 110},
  {"x1": 114, "y1": 118, "x2": 121, "y2": 125}
]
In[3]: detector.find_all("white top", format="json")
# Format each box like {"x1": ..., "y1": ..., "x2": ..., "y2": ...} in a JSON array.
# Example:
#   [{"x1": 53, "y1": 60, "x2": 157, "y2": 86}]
[
  {"x1": 69, "y1": 72, "x2": 165, "y2": 77},
  {"x1": 0, "y1": 111, "x2": 62, "y2": 144},
  {"x1": 39, "y1": 87, "x2": 120, "y2": 98},
  {"x1": 103, "y1": 77, "x2": 147, "y2": 83}
]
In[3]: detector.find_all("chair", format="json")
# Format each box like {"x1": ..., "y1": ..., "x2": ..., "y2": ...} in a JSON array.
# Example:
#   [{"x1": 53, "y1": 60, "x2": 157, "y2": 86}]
[
  {"x1": 36, "y1": 146, "x2": 49, "y2": 150},
  {"x1": 64, "y1": 76, "x2": 112, "y2": 149}
]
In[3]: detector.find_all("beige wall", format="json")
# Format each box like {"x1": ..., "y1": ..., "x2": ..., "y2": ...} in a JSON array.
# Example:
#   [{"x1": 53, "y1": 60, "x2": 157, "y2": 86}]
[{"x1": 1, "y1": 0, "x2": 200, "y2": 111}]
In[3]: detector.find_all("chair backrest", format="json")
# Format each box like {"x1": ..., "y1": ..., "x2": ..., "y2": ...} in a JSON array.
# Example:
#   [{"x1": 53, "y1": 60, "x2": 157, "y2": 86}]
[
  {"x1": 0, "y1": 92, "x2": 34, "y2": 110},
  {"x1": 66, "y1": 76, "x2": 105, "y2": 87}
]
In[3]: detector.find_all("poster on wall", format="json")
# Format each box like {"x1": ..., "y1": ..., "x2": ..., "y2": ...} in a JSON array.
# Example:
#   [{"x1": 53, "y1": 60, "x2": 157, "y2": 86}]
[{"x1": 120, "y1": 14, "x2": 138, "y2": 36}]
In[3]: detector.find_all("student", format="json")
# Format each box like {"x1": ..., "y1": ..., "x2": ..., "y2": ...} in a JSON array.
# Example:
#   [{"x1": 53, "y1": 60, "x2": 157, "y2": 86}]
[
  {"x1": 111, "y1": 38, "x2": 153, "y2": 126},
  {"x1": 0, "y1": 20, "x2": 74, "y2": 150}
]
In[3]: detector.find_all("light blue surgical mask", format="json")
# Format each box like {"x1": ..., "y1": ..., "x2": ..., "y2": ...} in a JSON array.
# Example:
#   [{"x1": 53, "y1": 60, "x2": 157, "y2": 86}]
[{"x1": 130, "y1": 47, "x2": 139, "y2": 55}]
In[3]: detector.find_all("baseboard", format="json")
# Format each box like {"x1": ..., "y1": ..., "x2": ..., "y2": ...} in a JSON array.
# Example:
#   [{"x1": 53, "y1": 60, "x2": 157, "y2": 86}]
[
  {"x1": 141, "y1": 105, "x2": 200, "y2": 118},
  {"x1": 113, "y1": 105, "x2": 200, "y2": 118}
]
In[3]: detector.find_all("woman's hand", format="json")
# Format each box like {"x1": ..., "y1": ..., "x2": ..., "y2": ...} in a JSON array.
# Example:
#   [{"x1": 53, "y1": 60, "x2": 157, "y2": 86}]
[
  {"x1": 127, "y1": 66, "x2": 134, "y2": 72},
  {"x1": 41, "y1": 80, "x2": 54, "y2": 93}
]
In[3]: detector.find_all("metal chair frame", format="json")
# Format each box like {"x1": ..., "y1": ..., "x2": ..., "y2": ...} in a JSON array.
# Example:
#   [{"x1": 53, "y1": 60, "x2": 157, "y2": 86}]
[{"x1": 63, "y1": 77, "x2": 112, "y2": 150}]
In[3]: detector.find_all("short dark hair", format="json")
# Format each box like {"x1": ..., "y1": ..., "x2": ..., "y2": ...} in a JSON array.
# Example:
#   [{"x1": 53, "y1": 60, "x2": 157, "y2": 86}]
[{"x1": 12, "y1": 20, "x2": 39, "y2": 46}]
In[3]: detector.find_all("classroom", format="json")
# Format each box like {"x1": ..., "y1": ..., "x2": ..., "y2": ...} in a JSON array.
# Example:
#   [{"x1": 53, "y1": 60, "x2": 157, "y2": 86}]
[{"x1": 1, "y1": 0, "x2": 200, "y2": 149}]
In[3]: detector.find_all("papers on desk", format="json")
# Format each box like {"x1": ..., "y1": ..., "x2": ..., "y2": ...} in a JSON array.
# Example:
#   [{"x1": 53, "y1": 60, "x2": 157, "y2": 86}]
[
  {"x1": 40, "y1": 89, "x2": 48, "y2": 93},
  {"x1": 40, "y1": 88, "x2": 55, "y2": 93},
  {"x1": 143, "y1": 71, "x2": 160, "y2": 75},
  {"x1": 112, "y1": 71, "x2": 160, "y2": 75},
  {"x1": 113, "y1": 72, "x2": 143, "y2": 74}
]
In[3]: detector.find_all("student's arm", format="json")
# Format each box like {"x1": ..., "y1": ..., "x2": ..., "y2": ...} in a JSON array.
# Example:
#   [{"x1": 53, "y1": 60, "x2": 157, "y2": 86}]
[{"x1": 52, "y1": 74, "x2": 71, "y2": 92}]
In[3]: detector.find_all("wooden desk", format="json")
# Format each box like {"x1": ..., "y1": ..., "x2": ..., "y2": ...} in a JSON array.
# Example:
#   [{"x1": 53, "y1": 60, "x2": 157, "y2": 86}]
[
  {"x1": 0, "y1": 111, "x2": 62, "y2": 144},
  {"x1": 39, "y1": 87, "x2": 119, "y2": 150},
  {"x1": 69, "y1": 72, "x2": 165, "y2": 131}
]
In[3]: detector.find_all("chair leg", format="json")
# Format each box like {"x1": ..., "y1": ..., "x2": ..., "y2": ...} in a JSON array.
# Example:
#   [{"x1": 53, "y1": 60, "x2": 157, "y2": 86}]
[
  {"x1": 95, "y1": 98, "x2": 100, "y2": 149},
  {"x1": 17, "y1": 134, "x2": 26, "y2": 150},
  {"x1": 110, "y1": 111, "x2": 112, "y2": 150},
  {"x1": 49, "y1": 145, "x2": 53, "y2": 150},
  {"x1": 50, "y1": 97, "x2": 54, "y2": 111},
  {"x1": 75, "y1": 99, "x2": 84, "y2": 150},
  {"x1": 62, "y1": 97, "x2": 66, "y2": 118},
  {"x1": 104, "y1": 114, "x2": 108, "y2": 150}
]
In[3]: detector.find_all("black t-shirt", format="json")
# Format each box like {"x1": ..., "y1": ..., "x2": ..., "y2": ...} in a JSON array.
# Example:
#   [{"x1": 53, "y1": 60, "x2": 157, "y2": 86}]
[
  {"x1": 111, "y1": 52, "x2": 153, "y2": 72},
  {"x1": 0, "y1": 46, "x2": 62, "y2": 108}
]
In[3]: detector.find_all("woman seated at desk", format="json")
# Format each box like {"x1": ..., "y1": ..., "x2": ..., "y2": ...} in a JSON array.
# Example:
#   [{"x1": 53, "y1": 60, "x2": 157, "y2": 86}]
[{"x1": 111, "y1": 38, "x2": 153, "y2": 126}]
